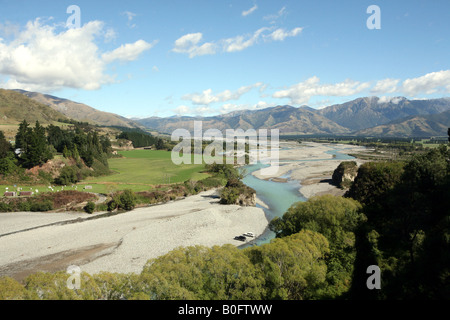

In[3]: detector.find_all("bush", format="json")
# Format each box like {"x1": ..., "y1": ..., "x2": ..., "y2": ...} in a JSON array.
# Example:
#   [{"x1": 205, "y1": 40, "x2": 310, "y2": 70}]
[
  {"x1": 55, "y1": 166, "x2": 78, "y2": 186},
  {"x1": 30, "y1": 200, "x2": 53, "y2": 212},
  {"x1": 119, "y1": 189, "x2": 136, "y2": 211},
  {"x1": 18, "y1": 201, "x2": 31, "y2": 212},
  {"x1": 84, "y1": 201, "x2": 96, "y2": 214},
  {"x1": 219, "y1": 178, "x2": 255, "y2": 205},
  {"x1": 0, "y1": 202, "x2": 12, "y2": 212},
  {"x1": 107, "y1": 190, "x2": 137, "y2": 211},
  {"x1": 107, "y1": 199, "x2": 119, "y2": 212},
  {"x1": 0, "y1": 156, "x2": 17, "y2": 176}
]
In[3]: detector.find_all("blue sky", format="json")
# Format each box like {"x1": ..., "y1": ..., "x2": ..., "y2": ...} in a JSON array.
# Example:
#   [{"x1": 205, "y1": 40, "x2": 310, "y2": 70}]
[{"x1": 0, "y1": 0, "x2": 449, "y2": 118}]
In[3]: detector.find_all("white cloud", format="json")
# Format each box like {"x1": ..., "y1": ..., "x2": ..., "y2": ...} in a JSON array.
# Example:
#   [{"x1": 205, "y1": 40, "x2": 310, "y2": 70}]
[
  {"x1": 172, "y1": 33, "x2": 216, "y2": 58},
  {"x1": 103, "y1": 28, "x2": 117, "y2": 43},
  {"x1": 173, "y1": 26, "x2": 302, "y2": 57},
  {"x1": 102, "y1": 39, "x2": 156, "y2": 63},
  {"x1": 263, "y1": 6, "x2": 287, "y2": 23},
  {"x1": 0, "y1": 18, "x2": 154, "y2": 92},
  {"x1": 371, "y1": 78, "x2": 400, "y2": 94},
  {"x1": 377, "y1": 96, "x2": 405, "y2": 104},
  {"x1": 222, "y1": 27, "x2": 269, "y2": 52},
  {"x1": 123, "y1": 11, "x2": 137, "y2": 29},
  {"x1": 0, "y1": 22, "x2": 21, "y2": 38},
  {"x1": 267, "y1": 27, "x2": 303, "y2": 41},
  {"x1": 273, "y1": 76, "x2": 370, "y2": 105},
  {"x1": 182, "y1": 83, "x2": 264, "y2": 105},
  {"x1": 220, "y1": 101, "x2": 274, "y2": 114},
  {"x1": 183, "y1": 88, "x2": 218, "y2": 105},
  {"x1": 174, "y1": 105, "x2": 190, "y2": 115},
  {"x1": 401, "y1": 70, "x2": 450, "y2": 96},
  {"x1": 194, "y1": 105, "x2": 213, "y2": 115},
  {"x1": 242, "y1": 5, "x2": 258, "y2": 17},
  {"x1": 123, "y1": 11, "x2": 136, "y2": 21}
]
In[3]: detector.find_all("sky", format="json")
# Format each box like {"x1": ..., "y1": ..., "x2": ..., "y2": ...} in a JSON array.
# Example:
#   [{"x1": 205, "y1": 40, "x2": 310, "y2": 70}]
[{"x1": 0, "y1": 0, "x2": 449, "y2": 118}]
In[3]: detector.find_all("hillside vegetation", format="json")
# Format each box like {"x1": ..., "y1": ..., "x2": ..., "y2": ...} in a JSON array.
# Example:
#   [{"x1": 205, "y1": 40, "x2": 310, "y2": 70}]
[{"x1": 0, "y1": 89, "x2": 69, "y2": 125}]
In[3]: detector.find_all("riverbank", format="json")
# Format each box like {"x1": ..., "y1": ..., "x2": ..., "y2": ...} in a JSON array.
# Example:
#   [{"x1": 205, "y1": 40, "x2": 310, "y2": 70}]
[
  {"x1": 252, "y1": 141, "x2": 367, "y2": 199},
  {"x1": 0, "y1": 189, "x2": 268, "y2": 280}
]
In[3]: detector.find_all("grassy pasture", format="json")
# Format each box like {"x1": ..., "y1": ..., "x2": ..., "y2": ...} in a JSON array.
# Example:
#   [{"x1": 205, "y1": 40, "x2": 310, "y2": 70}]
[
  {"x1": 1, "y1": 149, "x2": 210, "y2": 196},
  {"x1": 82, "y1": 150, "x2": 209, "y2": 193}
]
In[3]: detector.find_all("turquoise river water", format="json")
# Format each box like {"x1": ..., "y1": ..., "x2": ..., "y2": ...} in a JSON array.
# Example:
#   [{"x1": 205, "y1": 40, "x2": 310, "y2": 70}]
[{"x1": 240, "y1": 145, "x2": 355, "y2": 248}]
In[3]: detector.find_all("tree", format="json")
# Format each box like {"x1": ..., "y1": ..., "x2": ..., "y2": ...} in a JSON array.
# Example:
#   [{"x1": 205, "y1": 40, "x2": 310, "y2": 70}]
[
  {"x1": 0, "y1": 276, "x2": 27, "y2": 300},
  {"x1": 350, "y1": 147, "x2": 450, "y2": 299},
  {"x1": 140, "y1": 245, "x2": 265, "y2": 300},
  {"x1": 0, "y1": 131, "x2": 16, "y2": 176},
  {"x1": 245, "y1": 230, "x2": 330, "y2": 300},
  {"x1": 62, "y1": 145, "x2": 72, "y2": 158},
  {"x1": 19, "y1": 121, "x2": 53, "y2": 168},
  {"x1": 269, "y1": 195, "x2": 364, "y2": 298},
  {"x1": 345, "y1": 161, "x2": 404, "y2": 207},
  {"x1": 155, "y1": 138, "x2": 165, "y2": 150},
  {"x1": 15, "y1": 120, "x2": 30, "y2": 152},
  {"x1": 55, "y1": 166, "x2": 78, "y2": 185},
  {"x1": 0, "y1": 131, "x2": 12, "y2": 158}
]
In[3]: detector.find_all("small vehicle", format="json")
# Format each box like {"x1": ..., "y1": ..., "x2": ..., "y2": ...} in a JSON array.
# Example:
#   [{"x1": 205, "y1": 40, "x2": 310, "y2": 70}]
[
  {"x1": 243, "y1": 232, "x2": 254, "y2": 238},
  {"x1": 234, "y1": 235, "x2": 246, "y2": 242}
]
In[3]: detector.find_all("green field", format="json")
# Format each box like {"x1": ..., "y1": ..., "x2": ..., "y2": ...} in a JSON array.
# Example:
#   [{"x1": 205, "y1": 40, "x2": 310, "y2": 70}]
[
  {"x1": 82, "y1": 150, "x2": 209, "y2": 193},
  {"x1": 1, "y1": 150, "x2": 210, "y2": 195}
]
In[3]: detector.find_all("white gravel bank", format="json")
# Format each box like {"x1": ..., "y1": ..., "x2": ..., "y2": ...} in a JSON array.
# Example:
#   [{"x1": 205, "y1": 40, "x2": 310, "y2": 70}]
[{"x1": 0, "y1": 189, "x2": 268, "y2": 277}]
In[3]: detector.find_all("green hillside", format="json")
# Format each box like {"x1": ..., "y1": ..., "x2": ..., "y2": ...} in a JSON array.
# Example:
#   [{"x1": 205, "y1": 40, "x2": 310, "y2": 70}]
[{"x1": 0, "y1": 89, "x2": 69, "y2": 125}]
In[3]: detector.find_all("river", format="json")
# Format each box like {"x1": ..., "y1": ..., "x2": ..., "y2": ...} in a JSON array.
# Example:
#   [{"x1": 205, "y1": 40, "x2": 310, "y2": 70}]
[{"x1": 240, "y1": 143, "x2": 356, "y2": 247}]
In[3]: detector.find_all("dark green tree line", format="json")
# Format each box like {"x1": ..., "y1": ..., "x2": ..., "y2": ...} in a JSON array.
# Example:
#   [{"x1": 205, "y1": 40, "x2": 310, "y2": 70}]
[{"x1": 347, "y1": 146, "x2": 450, "y2": 299}]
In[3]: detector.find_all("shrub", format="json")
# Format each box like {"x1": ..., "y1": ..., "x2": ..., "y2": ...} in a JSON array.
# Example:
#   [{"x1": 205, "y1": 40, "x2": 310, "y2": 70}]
[
  {"x1": 119, "y1": 189, "x2": 136, "y2": 211},
  {"x1": 107, "y1": 190, "x2": 136, "y2": 211},
  {"x1": 55, "y1": 166, "x2": 78, "y2": 186},
  {"x1": 30, "y1": 200, "x2": 53, "y2": 212},
  {"x1": 84, "y1": 201, "x2": 96, "y2": 214},
  {"x1": 0, "y1": 156, "x2": 17, "y2": 176},
  {"x1": 0, "y1": 202, "x2": 12, "y2": 212},
  {"x1": 18, "y1": 201, "x2": 31, "y2": 212},
  {"x1": 107, "y1": 199, "x2": 119, "y2": 212}
]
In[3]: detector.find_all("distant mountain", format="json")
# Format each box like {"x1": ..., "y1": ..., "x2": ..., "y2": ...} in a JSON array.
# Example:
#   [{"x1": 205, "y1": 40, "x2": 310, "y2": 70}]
[
  {"x1": 318, "y1": 96, "x2": 450, "y2": 131},
  {"x1": 355, "y1": 109, "x2": 450, "y2": 137},
  {"x1": 4, "y1": 88, "x2": 448, "y2": 138},
  {"x1": 0, "y1": 89, "x2": 69, "y2": 124},
  {"x1": 13, "y1": 89, "x2": 142, "y2": 129},
  {"x1": 137, "y1": 96, "x2": 450, "y2": 137},
  {"x1": 137, "y1": 105, "x2": 351, "y2": 135}
]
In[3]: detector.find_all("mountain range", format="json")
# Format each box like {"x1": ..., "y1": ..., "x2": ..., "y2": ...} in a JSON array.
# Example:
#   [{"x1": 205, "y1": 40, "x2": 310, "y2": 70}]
[
  {"x1": 137, "y1": 96, "x2": 450, "y2": 137},
  {"x1": 1, "y1": 89, "x2": 450, "y2": 138}
]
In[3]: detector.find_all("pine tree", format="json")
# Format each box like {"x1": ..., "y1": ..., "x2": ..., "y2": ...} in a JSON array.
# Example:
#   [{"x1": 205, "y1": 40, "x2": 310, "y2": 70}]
[
  {"x1": 72, "y1": 145, "x2": 80, "y2": 160},
  {"x1": 21, "y1": 121, "x2": 53, "y2": 168},
  {"x1": 0, "y1": 131, "x2": 12, "y2": 158},
  {"x1": 15, "y1": 120, "x2": 29, "y2": 153},
  {"x1": 63, "y1": 145, "x2": 72, "y2": 158}
]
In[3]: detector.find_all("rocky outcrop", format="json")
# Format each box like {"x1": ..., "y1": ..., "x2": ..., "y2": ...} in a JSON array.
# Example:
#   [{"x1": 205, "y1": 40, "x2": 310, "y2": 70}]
[
  {"x1": 332, "y1": 161, "x2": 358, "y2": 189},
  {"x1": 220, "y1": 179, "x2": 256, "y2": 207},
  {"x1": 236, "y1": 192, "x2": 256, "y2": 207}
]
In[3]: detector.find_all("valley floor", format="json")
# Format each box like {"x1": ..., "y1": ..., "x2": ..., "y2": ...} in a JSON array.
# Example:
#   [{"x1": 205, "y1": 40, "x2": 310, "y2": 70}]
[
  {"x1": 252, "y1": 141, "x2": 367, "y2": 199},
  {"x1": 0, "y1": 142, "x2": 366, "y2": 281},
  {"x1": 0, "y1": 189, "x2": 268, "y2": 281}
]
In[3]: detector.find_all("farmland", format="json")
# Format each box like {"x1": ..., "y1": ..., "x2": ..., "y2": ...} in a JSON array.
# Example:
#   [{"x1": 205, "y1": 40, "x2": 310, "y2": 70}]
[{"x1": 1, "y1": 150, "x2": 210, "y2": 195}]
